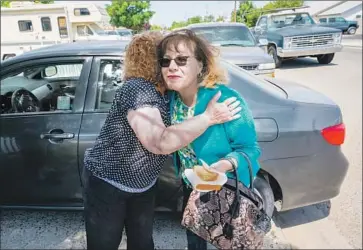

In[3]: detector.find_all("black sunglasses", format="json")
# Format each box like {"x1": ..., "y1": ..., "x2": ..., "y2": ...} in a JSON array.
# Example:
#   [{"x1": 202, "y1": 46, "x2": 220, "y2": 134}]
[{"x1": 159, "y1": 56, "x2": 190, "y2": 67}]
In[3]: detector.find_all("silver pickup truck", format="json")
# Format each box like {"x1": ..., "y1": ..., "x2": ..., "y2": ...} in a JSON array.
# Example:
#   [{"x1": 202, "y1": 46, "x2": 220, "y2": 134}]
[{"x1": 178, "y1": 22, "x2": 276, "y2": 78}]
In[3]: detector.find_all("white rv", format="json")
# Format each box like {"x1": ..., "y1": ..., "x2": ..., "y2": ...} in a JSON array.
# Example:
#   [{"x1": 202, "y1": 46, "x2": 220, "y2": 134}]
[{"x1": 1, "y1": 2, "x2": 121, "y2": 60}]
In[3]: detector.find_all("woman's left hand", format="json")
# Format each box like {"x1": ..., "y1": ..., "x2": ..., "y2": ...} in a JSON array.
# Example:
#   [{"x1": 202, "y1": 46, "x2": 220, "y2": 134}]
[{"x1": 209, "y1": 159, "x2": 233, "y2": 173}]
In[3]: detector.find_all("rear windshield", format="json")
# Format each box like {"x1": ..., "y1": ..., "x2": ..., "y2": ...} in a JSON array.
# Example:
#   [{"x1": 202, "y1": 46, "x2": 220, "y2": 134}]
[
  {"x1": 221, "y1": 60, "x2": 287, "y2": 99},
  {"x1": 190, "y1": 26, "x2": 257, "y2": 47}
]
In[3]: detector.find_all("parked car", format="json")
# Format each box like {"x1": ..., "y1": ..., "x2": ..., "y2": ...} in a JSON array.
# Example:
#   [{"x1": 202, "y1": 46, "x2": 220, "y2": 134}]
[
  {"x1": 0, "y1": 41, "x2": 348, "y2": 217},
  {"x1": 251, "y1": 10, "x2": 343, "y2": 67},
  {"x1": 115, "y1": 28, "x2": 134, "y2": 40},
  {"x1": 317, "y1": 16, "x2": 359, "y2": 35},
  {"x1": 177, "y1": 22, "x2": 276, "y2": 78}
]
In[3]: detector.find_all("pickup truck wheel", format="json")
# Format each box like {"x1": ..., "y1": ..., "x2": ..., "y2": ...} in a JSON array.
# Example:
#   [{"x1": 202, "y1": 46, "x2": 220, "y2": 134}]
[
  {"x1": 268, "y1": 46, "x2": 282, "y2": 68},
  {"x1": 253, "y1": 176, "x2": 275, "y2": 218},
  {"x1": 317, "y1": 53, "x2": 335, "y2": 64},
  {"x1": 348, "y1": 27, "x2": 357, "y2": 35}
]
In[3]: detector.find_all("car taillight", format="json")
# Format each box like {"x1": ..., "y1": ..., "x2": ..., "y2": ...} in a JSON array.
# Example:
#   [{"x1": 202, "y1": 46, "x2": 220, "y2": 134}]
[{"x1": 321, "y1": 123, "x2": 345, "y2": 145}]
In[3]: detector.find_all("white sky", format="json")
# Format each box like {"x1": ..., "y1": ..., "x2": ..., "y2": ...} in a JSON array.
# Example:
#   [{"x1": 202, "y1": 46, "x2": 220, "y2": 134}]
[{"x1": 57, "y1": 1, "x2": 268, "y2": 27}]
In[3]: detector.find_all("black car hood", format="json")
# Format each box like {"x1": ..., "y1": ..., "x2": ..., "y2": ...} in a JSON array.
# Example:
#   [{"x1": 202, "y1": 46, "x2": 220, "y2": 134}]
[{"x1": 270, "y1": 24, "x2": 341, "y2": 37}]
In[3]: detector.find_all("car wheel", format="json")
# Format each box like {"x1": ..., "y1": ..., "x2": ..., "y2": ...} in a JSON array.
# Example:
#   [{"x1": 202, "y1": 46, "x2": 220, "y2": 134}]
[
  {"x1": 268, "y1": 45, "x2": 282, "y2": 68},
  {"x1": 317, "y1": 53, "x2": 335, "y2": 64},
  {"x1": 347, "y1": 27, "x2": 357, "y2": 35},
  {"x1": 253, "y1": 176, "x2": 275, "y2": 218}
]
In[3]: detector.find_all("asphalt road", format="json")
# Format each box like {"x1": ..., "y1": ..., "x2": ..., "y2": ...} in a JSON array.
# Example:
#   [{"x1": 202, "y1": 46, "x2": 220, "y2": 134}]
[{"x1": 1, "y1": 47, "x2": 362, "y2": 249}]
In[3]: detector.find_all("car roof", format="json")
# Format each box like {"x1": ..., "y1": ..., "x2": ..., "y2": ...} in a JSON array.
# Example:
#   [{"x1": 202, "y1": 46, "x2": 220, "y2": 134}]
[
  {"x1": 186, "y1": 22, "x2": 248, "y2": 29},
  {"x1": 1, "y1": 40, "x2": 130, "y2": 67}
]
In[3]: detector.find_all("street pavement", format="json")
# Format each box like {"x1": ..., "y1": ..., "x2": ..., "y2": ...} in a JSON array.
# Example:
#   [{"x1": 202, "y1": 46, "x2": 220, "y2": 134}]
[
  {"x1": 274, "y1": 46, "x2": 362, "y2": 249},
  {"x1": 342, "y1": 34, "x2": 362, "y2": 47},
  {"x1": 1, "y1": 47, "x2": 362, "y2": 249}
]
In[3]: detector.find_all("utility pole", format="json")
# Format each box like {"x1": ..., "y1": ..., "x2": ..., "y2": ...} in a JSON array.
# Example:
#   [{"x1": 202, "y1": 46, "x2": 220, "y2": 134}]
[{"x1": 234, "y1": 0, "x2": 237, "y2": 22}]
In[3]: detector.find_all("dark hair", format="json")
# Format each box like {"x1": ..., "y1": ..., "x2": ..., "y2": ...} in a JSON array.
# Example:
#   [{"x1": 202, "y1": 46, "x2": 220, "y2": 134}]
[{"x1": 157, "y1": 29, "x2": 227, "y2": 87}]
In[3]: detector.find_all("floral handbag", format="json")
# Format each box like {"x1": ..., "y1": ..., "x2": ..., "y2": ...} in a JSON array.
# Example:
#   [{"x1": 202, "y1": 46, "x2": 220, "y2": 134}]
[{"x1": 181, "y1": 151, "x2": 272, "y2": 249}]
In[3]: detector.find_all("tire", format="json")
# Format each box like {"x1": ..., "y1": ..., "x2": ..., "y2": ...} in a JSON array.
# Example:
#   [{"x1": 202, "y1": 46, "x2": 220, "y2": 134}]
[
  {"x1": 253, "y1": 176, "x2": 275, "y2": 218},
  {"x1": 347, "y1": 27, "x2": 357, "y2": 35},
  {"x1": 268, "y1": 45, "x2": 282, "y2": 68},
  {"x1": 317, "y1": 53, "x2": 335, "y2": 64}
]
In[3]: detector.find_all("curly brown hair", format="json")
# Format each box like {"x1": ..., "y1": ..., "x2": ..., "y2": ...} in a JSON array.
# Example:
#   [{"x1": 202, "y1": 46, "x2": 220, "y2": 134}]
[
  {"x1": 123, "y1": 31, "x2": 165, "y2": 92},
  {"x1": 157, "y1": 29, "x2": 228, "y2": 88}
]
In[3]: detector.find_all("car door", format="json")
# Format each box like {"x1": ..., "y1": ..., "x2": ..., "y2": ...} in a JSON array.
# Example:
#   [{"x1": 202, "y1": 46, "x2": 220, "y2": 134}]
[
  {"x1": 253, "y1": 16, "x2": 268, "y2": 40},
  {"x1": 334, "y1": 17, "x2": 349, "y2": 31},
  {"x1": 80, "y1": 56, "x2": 182, "y2": 210},
  {"x1": 0, "y1": 56, "x2": 92, "y2": 207}
]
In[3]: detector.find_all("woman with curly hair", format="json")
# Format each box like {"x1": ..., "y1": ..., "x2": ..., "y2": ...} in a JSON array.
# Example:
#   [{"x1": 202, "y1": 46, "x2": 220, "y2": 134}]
[
  {"x1": 158, "y1": 29, "x2": 261, "y2": 250},
  {"x1": 82, "y1": 31, "x2": 241, "y2": 250}
]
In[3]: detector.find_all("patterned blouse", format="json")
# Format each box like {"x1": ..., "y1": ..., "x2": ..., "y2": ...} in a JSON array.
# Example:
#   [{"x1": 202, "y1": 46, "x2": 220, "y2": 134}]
[{"x1": 171, "y1": 94, "x2": 200, "y2": 186}]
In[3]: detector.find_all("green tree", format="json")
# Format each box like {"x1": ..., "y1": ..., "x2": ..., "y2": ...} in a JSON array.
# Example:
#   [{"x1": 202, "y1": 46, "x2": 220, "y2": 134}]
[
  {"x1": 203, "y1": 14, "x2": 215, "y2": 23},
  {"x1": 1, "y1": 1, "x2": 11, "y2": 7},
  {"x1": 106, "y1": 0, "x2": 154, "y2": 31},
  {"x1": 233, "y1": 0, "x2": 304, "y2": 27},
  {"x1": 33, "y1": 0, "x2": 54, "y2": 3},
  {"x1": 263, "y1": 0, "x2": 304, "y2": 10},
  {"x1": 1, "y1": 0, "x2": 54, "y2": 7},
  {"x1": 187, "y1": 15, "x2": 203, "y2": 25},
  {"x1": 216, "y1": 15, "x2": 225, "y2": 22},
  {"x1": 170, "y1": 20, "x2": 188, "y2": 30},
  {"x1": 151, "y1": 24, "x2": 162, "y2": 31},
  {"x1": 233, "y1": 0, "x2": 259, "y2": 27}
]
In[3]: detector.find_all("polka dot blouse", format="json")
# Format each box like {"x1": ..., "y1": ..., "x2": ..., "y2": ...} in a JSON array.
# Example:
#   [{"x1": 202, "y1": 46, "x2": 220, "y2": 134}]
[{"x1": 84, "y1": 77, "x2": 170, "y2": 190}]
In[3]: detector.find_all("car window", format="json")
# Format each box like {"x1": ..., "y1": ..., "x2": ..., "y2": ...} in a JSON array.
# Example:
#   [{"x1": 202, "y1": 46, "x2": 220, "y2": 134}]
[
  {"x1": 95, "y1": 59, "x2": 124, "y2": 111},
  {"x1": 1, "y1": 61, "x2": 85, "y2": 115},
  {"x1": 191, "y1": 26, "x2": 256, "y2": 47},
  {"x1": 117, "y1": 30, "x2": 132, "y2": 36},
  {"x1": 77, "y1": 25, "x2": 93, "y2": 36},
  {"x1": 269, "y1": 13, "x2": 315, "y2": 28},
  {"x1": 320, "y1": 18, "x2": 327, "y2": 23},
  {"x1": 257, "y1": 17, "x2": 268, "y2": 28},
  {"x1": 336, "y1": 17, "x2": 346, "y2": 23}
]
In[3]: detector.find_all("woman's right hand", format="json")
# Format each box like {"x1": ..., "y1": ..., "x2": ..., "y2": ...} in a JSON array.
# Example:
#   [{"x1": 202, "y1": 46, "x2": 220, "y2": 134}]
[{"x1": 203, "y1": 91, "x2": 242, "y2": 125}]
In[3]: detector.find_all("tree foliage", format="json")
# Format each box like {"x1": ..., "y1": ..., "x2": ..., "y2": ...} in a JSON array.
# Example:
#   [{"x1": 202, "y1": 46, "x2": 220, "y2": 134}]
[
  {"x1": 1, "y1": 0, "x2": 54, "y2": 7},
  {"x1": 169, "y1": 14, "x2": 224, "y2": 30},
  {"x1": 106, "y1": 0, "x2": 154, "y2": 31},
  {"x1": 233, "y1": 0, "x2": 304, "y2": 27},
  {"x1": 1, "y1": 1, "x2": 11, "y2": 7},
  {"x1": 34, "y1": 0, "x2": 54, "y2": 3},
  {"x1": 151, "y1": 24, "x2": 163, "y2": 31}
]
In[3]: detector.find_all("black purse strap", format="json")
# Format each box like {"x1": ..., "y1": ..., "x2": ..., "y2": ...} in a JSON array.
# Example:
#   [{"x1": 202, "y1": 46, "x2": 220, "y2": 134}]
[
  {"x1": 224, "y1": 152, "x2": 255, "y2": 221},
  {"x1": 224, "y1": 151, "x2": 254, "y2": 191}
]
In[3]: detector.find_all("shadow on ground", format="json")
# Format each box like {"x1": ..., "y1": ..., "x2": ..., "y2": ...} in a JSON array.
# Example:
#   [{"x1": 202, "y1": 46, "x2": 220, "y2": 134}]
[
  {"x1": 278, "y1": 58, "x2": 338, "y2": 70},
  {"x1": 273, "y1": 200, "x2": 331, "y2": 229}
]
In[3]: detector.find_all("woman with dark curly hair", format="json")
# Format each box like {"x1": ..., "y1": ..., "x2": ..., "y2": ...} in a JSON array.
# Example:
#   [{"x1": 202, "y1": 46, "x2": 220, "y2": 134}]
[{"x1": 81, "y1": 31, "x2": 241, "y2": 250}]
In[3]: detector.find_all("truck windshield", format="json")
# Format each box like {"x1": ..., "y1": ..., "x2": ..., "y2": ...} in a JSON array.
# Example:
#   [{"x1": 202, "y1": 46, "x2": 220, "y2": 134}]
[
  {"x1": 191, "y1": 26, "x2": 257, "y2": 47},
  {"x1": 269, "y1": 13, "x2": 315, "y2": 28}
]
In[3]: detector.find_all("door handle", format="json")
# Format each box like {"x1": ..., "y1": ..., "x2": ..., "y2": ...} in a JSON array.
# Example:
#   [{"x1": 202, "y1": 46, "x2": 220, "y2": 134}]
[{"x1": 40, "y1": 132, "x2": 74, "y2": 140}]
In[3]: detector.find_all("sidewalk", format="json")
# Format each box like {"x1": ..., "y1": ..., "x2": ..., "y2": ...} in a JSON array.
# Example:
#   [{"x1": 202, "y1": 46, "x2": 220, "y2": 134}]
[{"x1": 341, "y1": 34, "x2": 362, "y2": 48}]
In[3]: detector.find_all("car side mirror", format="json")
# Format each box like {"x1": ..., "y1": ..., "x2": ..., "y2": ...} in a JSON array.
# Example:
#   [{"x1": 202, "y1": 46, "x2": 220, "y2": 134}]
[
  {"x1": 258, "y1": 38, "x2": 268, "y2": 46},
  {"x1": 254, "y1": 26, "x2": 262, "y2": 33},
  {"x1": 44, "y1": 66, "x2": 57, "y2": 77}
]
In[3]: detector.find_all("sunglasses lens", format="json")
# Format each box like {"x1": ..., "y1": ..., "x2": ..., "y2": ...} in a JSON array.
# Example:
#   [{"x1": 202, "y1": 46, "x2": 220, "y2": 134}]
[
  {"x1": 160, "y1": 58, "x2": 171, "y2": 67},
  {"x1": 160, "y1": 56, "x2": 189, "y2": 67},
  {"x1": 175, "y1": 57, "x2": 188, "y2": 66}
]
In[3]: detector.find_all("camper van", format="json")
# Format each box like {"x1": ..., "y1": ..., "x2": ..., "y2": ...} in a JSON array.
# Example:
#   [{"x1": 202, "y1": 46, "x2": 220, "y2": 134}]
[{"x1": 1, "y1": 2, "x2": 121, "y2": 60}]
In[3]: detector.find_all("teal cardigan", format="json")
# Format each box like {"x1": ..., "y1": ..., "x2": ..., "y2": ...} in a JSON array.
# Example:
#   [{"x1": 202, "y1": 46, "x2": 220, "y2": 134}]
[{"x1": 169, "y1": 84, "x2": 261, "y2": 187}]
